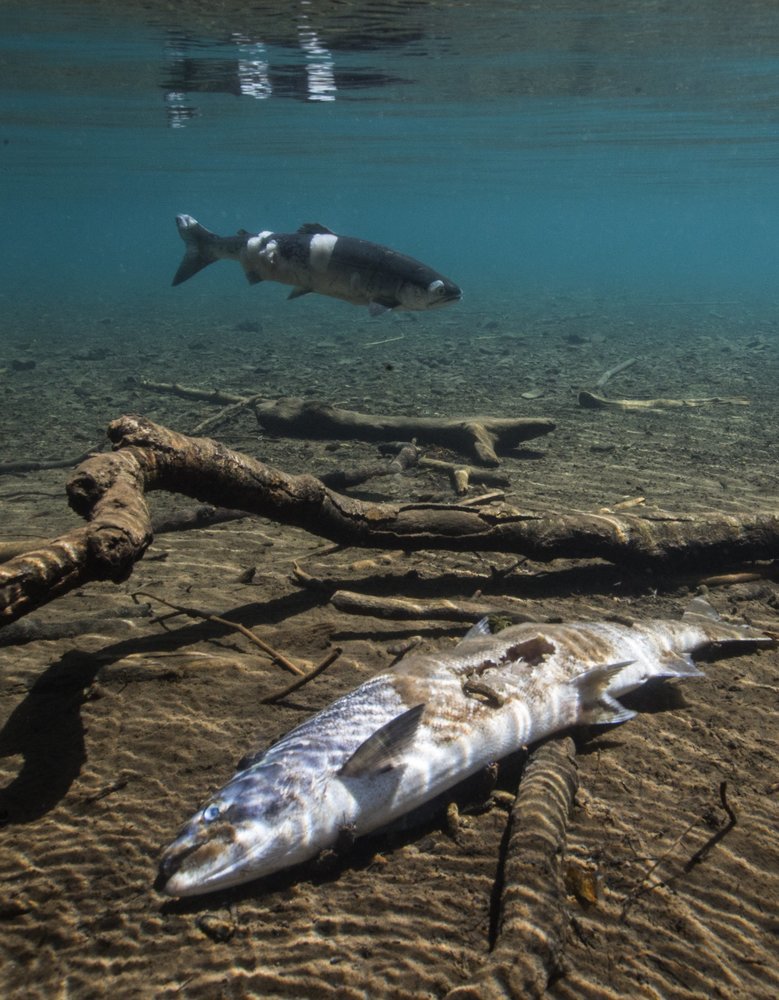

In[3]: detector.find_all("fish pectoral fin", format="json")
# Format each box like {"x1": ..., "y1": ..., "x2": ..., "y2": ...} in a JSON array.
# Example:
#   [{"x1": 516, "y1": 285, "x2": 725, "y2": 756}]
[
  {"x1": 287, "y1": 286, "x2": 312, "y2": 300},
  {"x1": 339, "y1": 703, "x2": 425, "y2": 778},
  {"x1": 369, "y1": 301, "x2": 390, "y2": 316},
  {"x1": 574, "y1": 660, "x2": 635, "y2": 726},
  {"x1": 590, "y1": 693, "x2": 637, "y2": 726},
  {"x1": 298, "y1": 222, "x2": 336, "y2": 235}
]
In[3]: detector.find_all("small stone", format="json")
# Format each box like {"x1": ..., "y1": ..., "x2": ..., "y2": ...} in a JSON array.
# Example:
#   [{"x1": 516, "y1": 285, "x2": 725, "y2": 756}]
[{"x1": 196, "y1": 914, "x2": 235, "y2": 942}]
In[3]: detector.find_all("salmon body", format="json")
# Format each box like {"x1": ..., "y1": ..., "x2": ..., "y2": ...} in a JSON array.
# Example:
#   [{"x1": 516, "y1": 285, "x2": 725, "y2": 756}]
[
  {"x1": 158, "y1": 600, "x2": 774, "y2": 897},
  {"x1": 172, "y1": 215, "x2": 462, "y2": 315}
]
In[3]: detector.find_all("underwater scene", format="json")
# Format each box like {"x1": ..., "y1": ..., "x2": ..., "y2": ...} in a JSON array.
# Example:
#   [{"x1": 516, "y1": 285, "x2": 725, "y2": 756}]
[{"x1": 1, "y1": 0, "x2": 778, "y2": 997}]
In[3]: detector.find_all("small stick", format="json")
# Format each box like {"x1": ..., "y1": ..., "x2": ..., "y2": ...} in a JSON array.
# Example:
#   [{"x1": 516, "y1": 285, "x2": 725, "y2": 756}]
[
  {"x1": 133, "y1": 377, "x2": 248, "y2": 406},
  {"x1": 699, "y1": 566, "x2": 777, "y2": 587},
  {"x1": 682, "y1": 781, "x2": 737, "y2": 873},
  {"x1": 261, "y1": 648, "x2": 343, "y2": 704},
  {"x1": 134, "y1": 591, "x2": 305, "y2": 675},
  {"x1": 363, "y1": 333, "x2": 405, "y2": 347},
  {"x1": 418, "y1": 456, "x2": 510, "y2": 496},
  {"x1": 330, "y1": 590, "x2": 534, "y2": 623},
  {"x1": 192, "y1": 393, "x2": 266, "y2": 435},
  {"x1": 621, "y1": 781, "x2": 739, "y2": 919},
  {"x1": 595, "y1": 357, "x2": 637, "y2": 389},
  {"x1": 78, "y1": 776, "x2": 131, "y2": 807},
  {"x1": 0, "y1": 443, "x2": 105, "y2": 476},
  {"x1": 579, "y1": 390, "x2": 750, "y2": 411},
  {"x1": 460, "y1": 490, "x2": 507, "y2": 506}
]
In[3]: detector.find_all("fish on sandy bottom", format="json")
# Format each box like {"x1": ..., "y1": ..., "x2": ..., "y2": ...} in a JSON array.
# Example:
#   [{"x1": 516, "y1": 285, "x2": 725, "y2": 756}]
[
  {"x1": 157, "y1": 599, "x2": 775, "y2": 897},
  {"x1": 172, "y1": 215, "x2": 462, "y2": 315}
]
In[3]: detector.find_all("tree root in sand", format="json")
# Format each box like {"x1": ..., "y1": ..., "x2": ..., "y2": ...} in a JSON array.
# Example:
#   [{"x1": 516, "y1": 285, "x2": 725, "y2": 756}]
[
  {"x1": 1, "y1": 414, "x2": 779, "y2": 627},
  {"x1": 446, "y1": 737, "x2": 577, "y2": 999}
]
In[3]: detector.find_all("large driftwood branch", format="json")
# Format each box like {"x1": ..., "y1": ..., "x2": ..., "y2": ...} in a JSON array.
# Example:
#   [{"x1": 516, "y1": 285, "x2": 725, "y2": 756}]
[
  {"x1": 1, "y1": 414, "x2": 778, "y2": 626},
  {"x1": 252, "y1": 397, "x2": 555, "y2": 467},
  {"x1": 134, "y1": 379, "x2": 555, "y2": 466}
]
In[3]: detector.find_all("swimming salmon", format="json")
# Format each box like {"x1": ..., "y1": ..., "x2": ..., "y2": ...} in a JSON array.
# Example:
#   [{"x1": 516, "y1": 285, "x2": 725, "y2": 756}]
[
  {"x1": 172, "y1": 215, "x2": 462, "y2": 315},
  {"x1": 158, "y1": 599, "x2": 774, "y2": 897}
]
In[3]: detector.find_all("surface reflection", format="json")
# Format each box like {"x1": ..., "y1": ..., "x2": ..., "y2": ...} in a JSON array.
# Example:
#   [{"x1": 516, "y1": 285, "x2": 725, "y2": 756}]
[{"x1": 162, "y1": 20, "x2": 411, "y2": 124}]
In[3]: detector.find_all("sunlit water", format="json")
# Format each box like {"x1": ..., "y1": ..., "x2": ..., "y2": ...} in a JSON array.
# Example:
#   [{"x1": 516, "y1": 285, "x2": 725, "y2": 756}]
[{"x1": 2, "y1": 0, "x2": 778, "y2": 337}]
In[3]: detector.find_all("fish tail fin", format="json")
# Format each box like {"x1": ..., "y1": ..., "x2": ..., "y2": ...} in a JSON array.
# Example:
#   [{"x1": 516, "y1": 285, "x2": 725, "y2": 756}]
[
  {"x1": 172, "y1": 214, "x2": 219, "y2": 286},
  {"x1": 684, "y1": 595, "x2": 779, "y2": 648},
  {"x1": 574, "y1": 660, "x2": 637, "y2": 726}
]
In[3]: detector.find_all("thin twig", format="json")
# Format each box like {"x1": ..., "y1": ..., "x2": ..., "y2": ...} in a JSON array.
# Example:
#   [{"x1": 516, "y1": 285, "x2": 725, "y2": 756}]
[
  {"x1": 133, "y1": 591, "x2": 305, "y2": 675},
  {"x1": 621, "y1": 781, "x2": 739, "y2": 919},
  {"x1": 364, "y1": 333, "x2": 405, "y2": 347},
  {"x1": 683, "y1": 781, "x2": 737, "y2": 873},
  {"x1": 595, "y1": 357, "x2": 637, "y2": 389},
  {"x1": 261, "y1": 648, "x2": 343, "y2": 704}
]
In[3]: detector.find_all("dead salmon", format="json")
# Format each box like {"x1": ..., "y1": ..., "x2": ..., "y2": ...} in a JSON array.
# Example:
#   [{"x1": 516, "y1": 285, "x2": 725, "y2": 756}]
[{"x1": 158, "y1": 598, "x2": 774, "y2": 897}]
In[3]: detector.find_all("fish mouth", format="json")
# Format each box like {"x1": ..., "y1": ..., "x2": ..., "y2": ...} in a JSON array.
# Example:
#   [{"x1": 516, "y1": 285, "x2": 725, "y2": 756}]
[
  {"x1": 435, "y1": 288, "x2": 462, "y2": 307},
  {"x1": 158, "y1": 852, "x2": 244, "y2": 898},
  {"x1": 157, "y1": 832, "x2": 251, "y2": 898}
]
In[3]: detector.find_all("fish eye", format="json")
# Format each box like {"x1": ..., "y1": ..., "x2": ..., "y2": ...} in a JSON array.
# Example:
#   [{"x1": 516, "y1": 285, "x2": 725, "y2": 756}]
[
  {"x1": 203, "y1": 804, "x2": 221, "y2": 823},
  {"x1": 428, "y1": 279, "x2": 445, "y2": 295}
]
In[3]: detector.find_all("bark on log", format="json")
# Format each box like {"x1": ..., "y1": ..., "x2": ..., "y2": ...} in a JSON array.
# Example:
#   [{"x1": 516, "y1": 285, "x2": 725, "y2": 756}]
[{"x1": 1, "y1": 414, "x2": 778, "y2": 627}]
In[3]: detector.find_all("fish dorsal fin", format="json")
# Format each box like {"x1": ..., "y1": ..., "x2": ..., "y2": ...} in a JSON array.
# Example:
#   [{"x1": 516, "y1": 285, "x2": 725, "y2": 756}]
[
  {"x1": 683, "y1": 596, "x2": 721, "y2": 622},
  {"x1": 237, "y1": 228, "x2": 251, "y2": 236},
  {"x1": 298, "y1": 222, "x2": 335, "y2": 236},
  {"x1": 339, "y1": 704, "x2": 425, "y2": 778},
  {"x1": 574, "y1": 661, "x2": 636, "y2": 725},
  {"x1": 457, "y1": 616, "x2": 493, "y2": 645}
]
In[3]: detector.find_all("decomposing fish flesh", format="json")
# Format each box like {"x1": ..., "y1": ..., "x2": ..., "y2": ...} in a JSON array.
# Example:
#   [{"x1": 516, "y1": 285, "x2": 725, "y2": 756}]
[
  {"x1": 172, "y1": 215, "x2": 462, "y2": 315},
  {"x1": 158, "y1": 599, "x2": 774, "y2": 896}
]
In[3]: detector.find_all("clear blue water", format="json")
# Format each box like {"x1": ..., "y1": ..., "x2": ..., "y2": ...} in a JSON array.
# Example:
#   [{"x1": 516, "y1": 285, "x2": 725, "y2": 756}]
[{"x1": 2, "y1": 0, "x2": 779, "y2": 334}]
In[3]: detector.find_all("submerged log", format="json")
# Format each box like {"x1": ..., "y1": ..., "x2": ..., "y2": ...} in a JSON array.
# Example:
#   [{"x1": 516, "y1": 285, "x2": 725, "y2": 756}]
[
  {"x1": 134, "y1": 378, "x2": 555, "y2": 466},
  {"x1": 445, "y1": 737, "x2": 577, "y2": 999},
  {"x1": 252, "y1": 397, "x2": 555, "y2": 467},
  {"x1": 1, "y1": 414, "x2": 778, "y2": 626}
]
